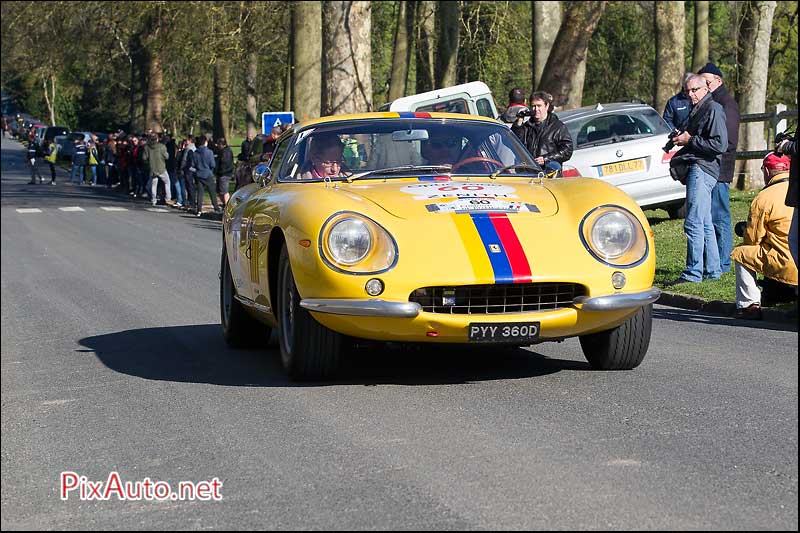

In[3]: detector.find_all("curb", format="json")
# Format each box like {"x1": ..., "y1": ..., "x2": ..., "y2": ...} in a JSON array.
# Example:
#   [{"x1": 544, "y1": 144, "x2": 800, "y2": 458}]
[{"x1": 657, "y1": 290, "x2": 797, "y2": 326}]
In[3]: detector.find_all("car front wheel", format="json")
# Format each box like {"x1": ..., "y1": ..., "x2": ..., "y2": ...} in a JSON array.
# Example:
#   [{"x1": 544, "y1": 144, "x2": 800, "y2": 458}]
[
  {"x1": 579, "y1": 304, "x2": 653, "y2": 370},
  {"x1": 220, "y1": 242, "x2": 270, "y2": 348},
  {"x1": 277, "y1": 245, "x2": 342, "y2": 380}
]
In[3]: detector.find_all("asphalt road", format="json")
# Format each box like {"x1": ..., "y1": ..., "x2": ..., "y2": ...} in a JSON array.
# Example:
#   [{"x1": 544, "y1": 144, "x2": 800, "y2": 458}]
[{"x1": 1, "y1": 136, "x2": 797, "y2": 530}]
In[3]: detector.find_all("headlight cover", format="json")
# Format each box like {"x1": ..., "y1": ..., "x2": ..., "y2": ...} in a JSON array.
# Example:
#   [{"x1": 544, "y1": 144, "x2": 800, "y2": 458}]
[
  {"x1": 320, "y1": 212, "x2": 398, "y2": 274},
  {"x1": 580, "y1": 205, "x2": 648, "y2": 267}
]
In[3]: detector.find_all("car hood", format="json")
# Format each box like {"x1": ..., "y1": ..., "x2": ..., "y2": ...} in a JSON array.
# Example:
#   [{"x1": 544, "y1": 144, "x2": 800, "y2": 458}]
[{"x1": 336, "y1": 177, "x2": 559, "y2": 219}]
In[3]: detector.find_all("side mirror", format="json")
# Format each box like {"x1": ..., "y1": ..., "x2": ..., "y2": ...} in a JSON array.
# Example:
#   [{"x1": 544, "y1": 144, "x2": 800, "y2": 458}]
[{"x1": 253, "y1": 163, "x2": 271, "y2": 185}]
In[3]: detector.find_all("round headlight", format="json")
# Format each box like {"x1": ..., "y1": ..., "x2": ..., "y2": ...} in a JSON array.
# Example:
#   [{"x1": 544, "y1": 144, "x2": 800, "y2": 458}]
[
  {"x1": 590, "y1": 211, "x2": 634, "y2": 259},
  {"x1": 327, "y1": 218, "x2": 372, "y2": 265}
]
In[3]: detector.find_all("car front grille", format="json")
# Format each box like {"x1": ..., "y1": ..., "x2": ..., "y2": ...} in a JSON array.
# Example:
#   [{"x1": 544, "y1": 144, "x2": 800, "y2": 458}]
[{"x1": 409, "y1": 283, "x2": 587, "y2": 314}]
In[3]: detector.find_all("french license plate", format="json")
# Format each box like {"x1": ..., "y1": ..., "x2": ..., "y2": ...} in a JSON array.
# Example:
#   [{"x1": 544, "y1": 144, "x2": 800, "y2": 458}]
[
  {"x1": 468, "y1": 322, "x2": 540, "y2": 343},
  {"x1": 600, "y1": 158, "x2": 645, "y2": 176}
]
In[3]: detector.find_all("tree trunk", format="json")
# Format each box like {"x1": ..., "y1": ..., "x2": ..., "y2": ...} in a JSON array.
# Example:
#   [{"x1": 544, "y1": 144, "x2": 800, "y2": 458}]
[
  {"x1": 213, "y1": 59, "x2": 231, "y2": 141},
  {"x1": 532, "y1": 1, "x2": 562, "y2": 91},
  {"x1": 292, "y1": 0, "x2": 322, "y2": 121},
  {"x1": 538, "y1": 2, "x2": 607, "y2": 108},
  {"x1": 691, "y1": 1, "x2": 709, "y2": 72},
  {"x1": 653, "y1": 1, "x2": 685, "y2": 118},
  {"x1": 415, "y1": 0, "x2": 436, "y2": 93},
  {"x1": 388, "y1": 1, "x2": 410, "y2": 101},
  {"x1": 564, "y1": 55, "x2": 587, "y2": 110},
  {"x1": 42, "y1": 74, "x2": 56, "y2": 126},
  {"x1": 282, "y1": 7, "x2": 294, "y2": 114},
  {"x1": 322, "y1": 1, "x2": 372, "y2": 115},
  {"x1": 435, "y1": 0, "x2": 459, "y2": 88},
  {"x1": 129, "y1": 32, "x2": 148, "y2": 133},
  {"x1": 243, "y1": 2, "x2": 260, "y2": 137},
  {"x1": 145, "y1": 48, "x2": 164, "y2": 133},
  {"x1": 737, "y1": 1, "x2": 777, "y2": 190}
]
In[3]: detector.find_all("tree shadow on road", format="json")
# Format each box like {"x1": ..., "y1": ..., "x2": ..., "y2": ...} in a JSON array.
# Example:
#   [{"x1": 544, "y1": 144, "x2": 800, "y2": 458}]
[
  {"x1": 654, "y1": 307, "x2": 798, "y2": 332},
  {"x1": 78, "y1": 324, "x2": 588, "y2": 387}
]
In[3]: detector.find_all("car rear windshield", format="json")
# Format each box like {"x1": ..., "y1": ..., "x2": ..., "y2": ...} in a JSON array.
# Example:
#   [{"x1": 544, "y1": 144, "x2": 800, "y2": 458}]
[{"x1": 566, "y1": 108, "x2": 671, "y2": 149}]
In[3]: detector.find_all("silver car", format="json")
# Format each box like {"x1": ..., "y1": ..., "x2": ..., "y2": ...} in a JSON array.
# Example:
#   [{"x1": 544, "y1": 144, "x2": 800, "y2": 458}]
[{"x1": 559, "y1": 102, "x2": 686, "y2": 218}]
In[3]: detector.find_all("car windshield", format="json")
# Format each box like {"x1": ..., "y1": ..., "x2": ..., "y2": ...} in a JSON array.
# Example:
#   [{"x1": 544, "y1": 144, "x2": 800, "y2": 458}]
[
  {"x1": 565, "y1": 108, "x2": 671, "y2": 149},
  {"x1": 276, "y1": 118, "x2": 541, "y2": 182}
]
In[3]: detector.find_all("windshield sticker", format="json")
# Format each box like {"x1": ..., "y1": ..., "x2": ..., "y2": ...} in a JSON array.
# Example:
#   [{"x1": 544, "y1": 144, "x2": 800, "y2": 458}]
[
  {"x1": 426, "y1": 198, "x2": 539, "y2": 214},
  {"x1": 401, "y1": 182, "x2": 517, "y2": 200}
]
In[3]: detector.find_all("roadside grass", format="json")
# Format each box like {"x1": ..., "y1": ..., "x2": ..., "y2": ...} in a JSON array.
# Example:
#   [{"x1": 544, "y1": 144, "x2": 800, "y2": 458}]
[{"x1": 645, "y1": 188, "x2": 760, "y2": 302}]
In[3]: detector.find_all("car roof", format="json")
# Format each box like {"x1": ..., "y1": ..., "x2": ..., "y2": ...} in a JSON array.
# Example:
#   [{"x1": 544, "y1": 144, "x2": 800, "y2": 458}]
[
  {"x1": 383, "y1": 81, "x2": 493, "y2": 111},
  {"x1": 558, "y1": 102, "x2": 656, "y2": 123},
  {"x1": 297, "y1": 111, "x2": 501, "y2": 130}
]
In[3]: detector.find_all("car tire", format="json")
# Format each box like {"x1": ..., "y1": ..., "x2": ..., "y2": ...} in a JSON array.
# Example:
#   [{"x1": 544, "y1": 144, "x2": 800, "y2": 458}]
[
  {"x1": 220, "y1": 241, "x2": 270, "y2": 348},
  {"x1": 277, "y1": 245, "x2": 341, "y2": 381},
  {"x1": 579, "y1": 304, "x2": 653, "y2": 370},
  {"x1": 666, "y1": 200, "x2": 686, "y2": 220}
]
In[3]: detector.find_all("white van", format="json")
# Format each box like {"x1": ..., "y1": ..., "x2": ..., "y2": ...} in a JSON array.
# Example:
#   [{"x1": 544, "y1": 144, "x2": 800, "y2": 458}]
[{"x1": 378, "y1": 81, "x2": 499, "y2": 119}]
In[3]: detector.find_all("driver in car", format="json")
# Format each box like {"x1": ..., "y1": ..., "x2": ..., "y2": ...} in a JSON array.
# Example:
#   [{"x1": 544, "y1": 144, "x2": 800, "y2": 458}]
[
  {"x1": 420, "y1": 132, "x2": 462, "y2": 166},
  {"x1": 300, "y1": 133, "x2": 349, "y2": 180}
]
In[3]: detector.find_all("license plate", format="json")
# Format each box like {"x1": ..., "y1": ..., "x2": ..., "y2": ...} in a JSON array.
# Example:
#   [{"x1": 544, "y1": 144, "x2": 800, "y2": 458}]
[
  {"x1": 599, "y1": 158, "x2": 645, "y2": 176},
  {"x1": 468, "y1": 322, "x2": 540, "y2": 343}
]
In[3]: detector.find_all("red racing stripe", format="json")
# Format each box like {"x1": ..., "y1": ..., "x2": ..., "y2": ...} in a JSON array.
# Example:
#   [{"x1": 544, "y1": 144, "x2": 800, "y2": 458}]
[{"x1": 488, "y1": 213, "x2": 532, "y2": 283}]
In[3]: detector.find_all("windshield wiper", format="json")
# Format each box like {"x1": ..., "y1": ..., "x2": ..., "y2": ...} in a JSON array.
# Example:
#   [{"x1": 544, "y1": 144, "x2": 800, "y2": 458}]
[
  {"x1": 489, "y1": 163, "x2": 545, "y2": 180},
  {"x1": 345, "y1": 165, "x2": 453, "y2": 183}
]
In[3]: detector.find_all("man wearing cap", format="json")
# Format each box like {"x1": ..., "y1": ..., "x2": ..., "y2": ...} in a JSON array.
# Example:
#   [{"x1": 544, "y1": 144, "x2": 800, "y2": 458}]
[
  {"x1": 698, "y1": 62, "x2": 740, "y2": 273},
  {"x1": 730, "y1": 152, "x2": 797, "y2": 319}
]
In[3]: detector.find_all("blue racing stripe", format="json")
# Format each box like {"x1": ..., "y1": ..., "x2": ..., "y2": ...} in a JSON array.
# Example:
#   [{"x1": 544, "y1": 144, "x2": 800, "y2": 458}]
[
  {"x1": 397, "y1": 112, "x2": 416, "y2": 119},
  {"x1": 470, "y1": 213, "x2": 514, "y2": 283}
]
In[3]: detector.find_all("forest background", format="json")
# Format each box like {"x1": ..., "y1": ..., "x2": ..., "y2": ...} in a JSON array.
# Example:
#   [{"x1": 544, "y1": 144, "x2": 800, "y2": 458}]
[{"x1": 1, "y1": 1, "x2": 797, "y2": 187}]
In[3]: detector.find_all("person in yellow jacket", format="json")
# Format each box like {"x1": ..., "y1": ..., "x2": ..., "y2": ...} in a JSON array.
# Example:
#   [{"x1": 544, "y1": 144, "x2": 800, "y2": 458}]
[{"x1": 731, "y1": 152, "x2": 798, "y2": 319}]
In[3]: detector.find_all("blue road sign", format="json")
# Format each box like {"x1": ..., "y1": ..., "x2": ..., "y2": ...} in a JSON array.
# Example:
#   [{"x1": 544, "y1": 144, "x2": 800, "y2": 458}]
[{"x1": 262, "y1": 112, "x2": 295, "y2": 135}]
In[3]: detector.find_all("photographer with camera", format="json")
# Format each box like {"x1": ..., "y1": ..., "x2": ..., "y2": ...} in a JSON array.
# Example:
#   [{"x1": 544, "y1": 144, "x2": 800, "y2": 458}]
[
  {"x1": 730, "y1": 152, "x2": 797, "y2": 319},
  {"x1": 499, "y1": 88, "x2": 530, "y2": 125},
  {"x1": 511, "y1": 91, "x2": 573, "y2": 175},
  {"x1": 669, "y1": 74, "x2": 728, "y2": 284},
  {"x1": 776, "y1": 129, "x2": 797, "y2": 270}
]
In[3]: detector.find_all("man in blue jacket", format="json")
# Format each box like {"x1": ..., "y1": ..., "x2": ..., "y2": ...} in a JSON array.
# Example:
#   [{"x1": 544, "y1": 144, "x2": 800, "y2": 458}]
[
  {"x1": 192, "y1": 136, "x2": 220, "y2": 217},
  {"x1": 663, "y1": 73, "x2": 693, "y2": 131},
  {"x1": 671, "y1": 74, "x2": 728, "y2": 283},
  {"x1": 70, "y1": 140, "x2": 87, "y2": 185}
]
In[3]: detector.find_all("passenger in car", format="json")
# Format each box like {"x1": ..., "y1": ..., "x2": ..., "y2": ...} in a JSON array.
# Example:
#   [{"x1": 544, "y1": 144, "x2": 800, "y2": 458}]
[
  {"x1": 420, "y1": 131, "x2": 462, "y2": 166},
  {"x1": 299, "y1": 133, "x2": 348, "y2": 180}
]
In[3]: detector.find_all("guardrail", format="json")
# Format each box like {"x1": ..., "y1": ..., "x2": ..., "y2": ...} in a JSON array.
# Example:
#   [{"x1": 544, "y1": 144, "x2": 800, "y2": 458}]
[{"x1": 735, "y1": 105, "x2": 797, "y2": 160}]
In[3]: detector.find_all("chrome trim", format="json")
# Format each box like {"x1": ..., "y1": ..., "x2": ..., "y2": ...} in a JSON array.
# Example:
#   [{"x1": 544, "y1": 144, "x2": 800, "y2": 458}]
[
  {"x1": 300, "y1": 299, "x2": 421, "y2": 318},
  {"x1": 573, "y1": 287, "x2": 661, "y2": 311},
  {"x1": 234, "y1": 294, "x2": 272, "y2": 314}
]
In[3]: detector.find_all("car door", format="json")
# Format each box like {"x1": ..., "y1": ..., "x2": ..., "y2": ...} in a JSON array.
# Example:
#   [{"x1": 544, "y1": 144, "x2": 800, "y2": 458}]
[{"x1": 242, "y1": 137, "x2": 293, "y2": 306}]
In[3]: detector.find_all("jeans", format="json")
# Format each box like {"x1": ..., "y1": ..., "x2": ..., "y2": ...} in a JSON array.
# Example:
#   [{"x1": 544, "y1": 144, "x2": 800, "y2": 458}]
[
  {"x1": 544, "y1": 160, "x2": 562, "y2": 174},
  {"x1": 69, "y1": 164, "x2": 85, "y2": 184},
  {"x1": 88, "y1": 165, "x2": 97, "y2": 185},
  {"x1": 195, "y1": 176, "x2": 219, "y2": 213},
  {"x1": 149, "y1": 171, "x2": 172, "y2": 203},
  {"x1": 173, "y1": 178, "x2": 184, "y2": 204},
  {"x1": 681, "y1": 165, "x2": 721, "y2": 282},
  {"x1": 711, "y1": 181, "x2": 732, "y2": 272}
]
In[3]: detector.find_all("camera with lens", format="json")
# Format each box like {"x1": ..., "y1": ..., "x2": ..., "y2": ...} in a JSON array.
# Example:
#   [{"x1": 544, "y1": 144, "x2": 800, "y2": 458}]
[
  {"x1": 516, "y1": 108, "x2": 532, "y2": 118},
  {"x1": 663, "y1": 129, "x2": 682, "y2": 153},
  {"x1": 774, "y1": 129, "x2": 795, "y2": 153},
  {"x1": 734, "y1": 221, "x2": 747, "y2": 238}
]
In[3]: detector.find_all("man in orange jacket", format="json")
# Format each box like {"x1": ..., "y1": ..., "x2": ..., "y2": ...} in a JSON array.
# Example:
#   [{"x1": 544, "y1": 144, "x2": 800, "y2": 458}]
[{"x1": 731, "y1": 152, "x2": 798, "y2": 319}]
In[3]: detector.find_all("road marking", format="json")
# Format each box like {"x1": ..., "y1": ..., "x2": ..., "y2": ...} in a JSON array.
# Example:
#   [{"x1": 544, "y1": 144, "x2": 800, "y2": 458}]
[
  {"x1": 59, "y1": 207, "x2": 85, "y2": 212},
  {"x1": 16, "y1": 208, "x2": 42, "y2": 213},
  {"x1": 145, "y1": 208, "x2": 169, "y2": 213},
  {"x1": 100, "y1": 207, "x2": 128, "y2": 211}
]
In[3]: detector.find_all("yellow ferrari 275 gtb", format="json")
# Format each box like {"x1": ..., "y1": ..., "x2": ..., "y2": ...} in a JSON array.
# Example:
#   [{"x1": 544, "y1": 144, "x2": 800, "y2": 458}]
[{"x1": 220, "y1": 112, "x2": 660, "y2": 380}]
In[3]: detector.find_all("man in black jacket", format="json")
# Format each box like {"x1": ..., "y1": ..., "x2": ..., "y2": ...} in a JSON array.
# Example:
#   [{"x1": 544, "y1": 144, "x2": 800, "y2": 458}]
[
  {"x1": 215, "y1": 138, "x2": 234, "y2": 207},
  {"x1": 777, "y1": 130, "x2": 797, "y2": 269},
  {"x1": 671, "y1": 74, "x2": 728, "y2": 283},
  {"x1": 511, "y1": 91, "x2": 573, "y2": 174},
  {"x1": 699, "y1": 62, "x2": 740, "y2": 273}
]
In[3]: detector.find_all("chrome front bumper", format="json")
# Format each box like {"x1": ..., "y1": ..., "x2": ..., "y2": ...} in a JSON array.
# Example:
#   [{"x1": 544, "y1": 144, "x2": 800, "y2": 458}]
[
  {"x1": 300, "y1": 287, "x2": 661, "y2": 317},
  {"x1": 572, "y1": 287, "x2": 661, "y2": 311}
]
